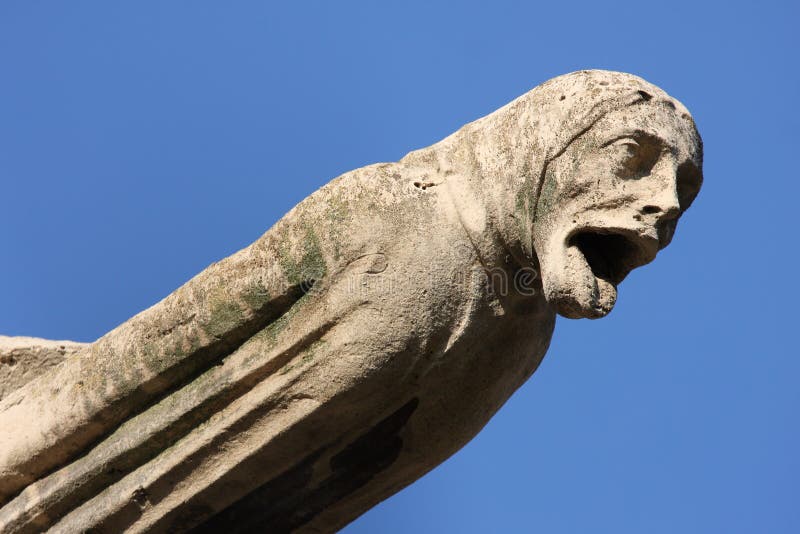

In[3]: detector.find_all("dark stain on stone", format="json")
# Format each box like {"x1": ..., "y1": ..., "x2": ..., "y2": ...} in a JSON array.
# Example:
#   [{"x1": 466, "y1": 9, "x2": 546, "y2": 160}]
[
  {"x1": 191, "y1": 397, "x2": 419, "y2": 533},
  {"x1": 131, "y1": 487, "x2": 150, "y2": 511}
]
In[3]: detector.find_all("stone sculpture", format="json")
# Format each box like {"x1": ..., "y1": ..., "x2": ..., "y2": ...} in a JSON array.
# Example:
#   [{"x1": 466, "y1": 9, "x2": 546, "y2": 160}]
[{"x1": 0, "y1": 70, "x2": 703, "y2": 532}]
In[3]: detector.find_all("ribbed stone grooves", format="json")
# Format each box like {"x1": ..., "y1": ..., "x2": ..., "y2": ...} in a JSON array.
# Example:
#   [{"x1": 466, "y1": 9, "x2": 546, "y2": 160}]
[
  {"x1": 0, "y1": 282, "x2": 314, "y2": 534},
  {"x1": 189, "y1": 398, "x2": 419, "y2": 533}
]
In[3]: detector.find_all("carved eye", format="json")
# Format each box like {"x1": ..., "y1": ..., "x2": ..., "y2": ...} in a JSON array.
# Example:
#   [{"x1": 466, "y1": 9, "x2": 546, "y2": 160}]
[{"x1": 604, "y1": 136, "x2": 660, "y2": 179}]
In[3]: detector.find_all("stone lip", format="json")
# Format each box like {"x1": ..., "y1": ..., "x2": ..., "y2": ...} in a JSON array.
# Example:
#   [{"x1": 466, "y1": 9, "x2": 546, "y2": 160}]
[
  {"x1": 567, "y1": 225, "x2": 660, "y2": 285},
  {"x1": 0, "y1": 336, "x2": 89, "y2": 402}
]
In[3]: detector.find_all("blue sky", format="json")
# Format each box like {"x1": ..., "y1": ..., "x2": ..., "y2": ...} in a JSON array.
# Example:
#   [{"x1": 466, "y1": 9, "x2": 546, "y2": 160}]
[{"x1": 1, "y1": 2, "x2": 797, "y2": 532}]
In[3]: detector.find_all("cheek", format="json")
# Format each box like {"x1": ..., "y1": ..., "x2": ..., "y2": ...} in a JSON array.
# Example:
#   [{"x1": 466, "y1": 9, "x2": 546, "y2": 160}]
[
  {"x1": 535, "y1": 167, "x2": 560, "y2": 218},
  {"x1": 539, "y1": 147, "x2": 633, "y2": 220},
  {"x1": 561, "y1": 160, "x2": 618, "y2": 203}
]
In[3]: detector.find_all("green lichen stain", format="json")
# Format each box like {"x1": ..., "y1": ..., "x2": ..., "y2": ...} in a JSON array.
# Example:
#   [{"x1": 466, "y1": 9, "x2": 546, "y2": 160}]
[
  {"x1": 242, "y1": 294, "x2": 309, "y2": 367},
  {"x1": 537, "y1": 167, "x2": 558, "y2": 218},
  {"x1": 141, "y1": 339, "x2": 172, "y2": 375},
  {"x1": 252, "y1": 311, "x2": 291, "y2": 350},
  {"x1": 279, "y1": 339, "x2": 326, "y2": 375},
  {"x1": 101, "y1": 354, "x2": 235, "y2": 463},
  {"x1": 325, "y1": 192, "x2": 350, "y2": 261},
  {"x1": 248, "y1": 295, "x2": 308, "y2": 361},
  {"x1": 515, "y1": 175, "x2": 536, "y2": 245},
  {"x1": 205, "y1": 300, "x2": 244, "y2": 339},
  {"x1": 125, "y1": 344, "x2": 150, "y2": 382},
  {"x1": 279, "y1": 225, "x2": 328, "y2": 286},
  {"x1": 242, "y1": 281, "x2": 271, "y2": 311}
]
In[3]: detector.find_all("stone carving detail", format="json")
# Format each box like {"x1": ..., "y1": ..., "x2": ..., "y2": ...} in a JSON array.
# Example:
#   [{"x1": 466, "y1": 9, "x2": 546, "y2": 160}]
[{"x1": 0, "y1": 70, "x2": 702, "y2": 532}]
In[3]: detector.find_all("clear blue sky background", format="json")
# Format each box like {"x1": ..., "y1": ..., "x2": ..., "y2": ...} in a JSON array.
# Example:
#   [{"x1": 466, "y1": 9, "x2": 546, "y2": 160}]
[{"x1": 1, "y1": 2, "x2": 797, "y2": 532}]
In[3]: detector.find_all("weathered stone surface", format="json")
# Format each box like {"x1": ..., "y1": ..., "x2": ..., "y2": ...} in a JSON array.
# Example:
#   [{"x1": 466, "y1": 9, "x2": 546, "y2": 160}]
[
  {"x1": 0, "y1": 337, "x2": 88, "y2": 402},
  {"x1": 0, "y1": 70, "x2": 702, "y2": 532}
]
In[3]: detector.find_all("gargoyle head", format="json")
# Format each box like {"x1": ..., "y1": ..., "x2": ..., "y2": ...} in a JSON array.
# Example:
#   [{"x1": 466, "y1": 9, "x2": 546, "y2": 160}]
[{"x1": 531, "y1": 74, "x2": 703, "y2": 319}]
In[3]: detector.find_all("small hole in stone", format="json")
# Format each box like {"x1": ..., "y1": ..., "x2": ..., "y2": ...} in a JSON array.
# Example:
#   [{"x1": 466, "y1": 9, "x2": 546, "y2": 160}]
[
  {"x1": 642, "y1": 205, "x2": 661, "y2": 214},
  {"x1": 559, "y1": 95, "x2": 565, "y2": 101},
  {"x1": 638, "y1": 90, "x2": 653, "y2": 101},
  {"x1": 413, "y1": 181, "x2": 436, "y2": 191}
]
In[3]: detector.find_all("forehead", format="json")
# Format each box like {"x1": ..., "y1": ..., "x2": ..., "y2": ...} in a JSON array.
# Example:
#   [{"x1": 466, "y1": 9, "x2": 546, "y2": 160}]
[{"x1": 588, "y1": 102, "x2": 702, "y2": 164}]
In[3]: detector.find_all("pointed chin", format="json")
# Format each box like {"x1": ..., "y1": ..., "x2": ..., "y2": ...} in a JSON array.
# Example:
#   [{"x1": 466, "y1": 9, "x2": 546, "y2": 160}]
[{"x1": 540, "y1": 243, "x2": 618, "y2": 319}]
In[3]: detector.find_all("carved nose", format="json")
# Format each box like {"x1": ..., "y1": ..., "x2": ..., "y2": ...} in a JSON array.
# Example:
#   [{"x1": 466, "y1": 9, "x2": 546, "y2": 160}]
[
  {"x1": 643, "y1": 200, "x2": 680, "y2": 249},
  {"x1": 641, "y1": 181, "x2": 681, "y2": 249},
  {"x1": 641, "y1": 157, "x2": 683, "y2": 222},
  {"x1": 642, "y1": 175, "x2": 681, "y2": 223}
]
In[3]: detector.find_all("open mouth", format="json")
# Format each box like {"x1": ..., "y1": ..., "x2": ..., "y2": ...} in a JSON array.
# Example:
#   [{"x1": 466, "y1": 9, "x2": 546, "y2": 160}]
[
  {"x1": 539, "y1": 225, "x2": 661, "y2": 319},
  {"x1": 568, "y1": 229, "x2": 656, "y2": 287}
]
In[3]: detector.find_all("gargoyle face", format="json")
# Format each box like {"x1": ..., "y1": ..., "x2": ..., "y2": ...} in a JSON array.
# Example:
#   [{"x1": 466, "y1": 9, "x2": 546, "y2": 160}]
[{"x1": 533, "y1": 102, "x2": 703, "y2": 319}]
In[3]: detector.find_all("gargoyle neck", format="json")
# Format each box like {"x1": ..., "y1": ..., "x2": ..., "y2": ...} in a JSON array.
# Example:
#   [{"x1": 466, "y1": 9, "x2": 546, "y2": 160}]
[{"x1": 444, "y1": 170, "x2": 538, "y2": 273}]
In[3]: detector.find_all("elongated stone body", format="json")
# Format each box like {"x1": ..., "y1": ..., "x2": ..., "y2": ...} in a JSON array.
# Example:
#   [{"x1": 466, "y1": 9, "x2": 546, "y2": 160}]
[{"x1": 0, "y1": 70, "x2": 702, "y2": 532}]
